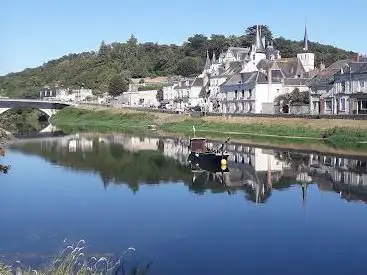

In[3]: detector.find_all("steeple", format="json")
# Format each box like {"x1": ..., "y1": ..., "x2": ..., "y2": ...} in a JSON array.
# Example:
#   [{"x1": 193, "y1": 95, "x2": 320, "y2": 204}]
[
  {"x1": 303, "y1": 24, "x2": 309, "y2": 51},
  {"x1": 204, "y1": 50, "x2": 210, "y2": 70},
  {"x1": 212, "y1": 51, "x2": 216, "y2": 64},
  {"x1": 255, "y1": 25, "x2": 266, "y2": 53}
]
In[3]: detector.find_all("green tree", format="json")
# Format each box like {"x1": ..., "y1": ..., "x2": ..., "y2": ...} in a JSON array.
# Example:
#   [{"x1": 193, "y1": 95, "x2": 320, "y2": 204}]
[
  {"x1": 176, "y1": 57, "x2": 202, "y2": 77},
  {"x1": 98, "y1": 40, "x2": 110, "y2": 60},
  {"x1": 156, "y1": 88, "x2": 164, "y2": 102},
  {"x1": 245, "y1": 25, "x2": 273, "y2": 41},
  {"x1": 108, "y1": 74, "x2": 129, "y2": 97},
  {"x1": 184, "y1": 34, "x2": 208, "y2": 57},
  {"x1": 209, "y1": 34, "x2": 230, "y2": 58}
]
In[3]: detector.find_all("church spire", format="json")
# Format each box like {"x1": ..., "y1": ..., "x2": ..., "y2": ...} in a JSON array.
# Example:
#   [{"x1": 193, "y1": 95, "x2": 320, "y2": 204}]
[
  {"x1": 204, "y1": 50, "x2": 210, "y2": 69},
  {"x1": 255, "y1": 25, "x2": 265, "y2": 53},
  {"x1": 303, "y1": 23, "x2": 309, "y2": 51},
  {"x1": 212, "y1": 51, "x2": 216, "y2": 64}
]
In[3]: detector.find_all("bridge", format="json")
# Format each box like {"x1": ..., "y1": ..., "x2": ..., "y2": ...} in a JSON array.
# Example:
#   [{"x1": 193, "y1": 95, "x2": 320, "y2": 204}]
[{"x1": 0, "y1": 98, "x2": 76, "y2": 118}]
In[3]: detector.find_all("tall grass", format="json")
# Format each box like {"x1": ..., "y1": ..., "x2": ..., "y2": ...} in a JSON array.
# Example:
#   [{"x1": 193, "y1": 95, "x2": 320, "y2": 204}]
[
  {"x1": 52, "y1": 107, "x2": 153, "y2": 131},
  {"x1": 0, "y1": 240, "x2": 150, "y2": 275}
]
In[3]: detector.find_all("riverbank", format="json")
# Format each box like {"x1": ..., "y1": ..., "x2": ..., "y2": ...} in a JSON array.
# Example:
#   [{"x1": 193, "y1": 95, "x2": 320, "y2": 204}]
[
  {"x1": 0, "y1": 128, "x2": 12, "y2": 144},
  {"x1": 51, "y1": 106, "x2": 367, "y2": 153}
]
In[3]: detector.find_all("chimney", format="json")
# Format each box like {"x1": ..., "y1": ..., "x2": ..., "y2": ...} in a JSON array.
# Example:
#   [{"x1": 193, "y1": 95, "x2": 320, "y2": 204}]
[{"x1": 356, "y1": 53, "x2": 360, "y2": 62}]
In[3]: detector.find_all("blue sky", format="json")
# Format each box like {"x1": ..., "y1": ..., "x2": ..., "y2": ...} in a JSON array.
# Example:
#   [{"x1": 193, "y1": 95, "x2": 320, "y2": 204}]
[{"x1": 1, "y1": 0, "x2": 366, "y2": 76}]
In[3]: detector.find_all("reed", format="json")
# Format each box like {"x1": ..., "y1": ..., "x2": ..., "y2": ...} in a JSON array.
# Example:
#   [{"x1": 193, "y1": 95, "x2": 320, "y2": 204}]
[{"x1": 0, "y1": 240, "x2": 150, "y2": 275}]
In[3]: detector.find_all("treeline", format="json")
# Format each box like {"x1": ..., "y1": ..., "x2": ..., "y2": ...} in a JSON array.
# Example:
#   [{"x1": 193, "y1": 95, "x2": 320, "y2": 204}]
[{"x1": 0, "y1": 25, "x2": 356, "y2": 98}]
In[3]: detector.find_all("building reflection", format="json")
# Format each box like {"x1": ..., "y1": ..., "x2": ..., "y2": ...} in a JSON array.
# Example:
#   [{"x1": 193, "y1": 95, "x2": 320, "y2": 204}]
[{"x1": 10, "y1": 134, "x2": 367, "y2": 205}]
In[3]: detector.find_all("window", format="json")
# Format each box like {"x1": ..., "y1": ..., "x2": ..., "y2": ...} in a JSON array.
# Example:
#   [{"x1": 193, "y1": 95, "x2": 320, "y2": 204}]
[
  {"x1": 241, "y1": 90, "x2": 245, "y2": 98},
  {"x1": 253, "y1": 54, "x2": 255, "y2": 60},
  {"x1": 340, "y1": 98, "x2": 345, "y2": 111},
  {"x1": 235, "y1": 90, "x2": 238, "y2": 99},
  {"x1": 361, "y1": 100, "x2": 367, "y2": 109},
  {"x1": 341, "y1": 81, "x2": 346, "y2": 92},
  {"x1": 325, "y1": 101, "x2": 332, "y2": 110},
  {"x1": 249, "y1": 89, "x2": 252, "y2": 98},
  {"x1": 360, "y1": 80, "x2": 365, "y2": 88}
]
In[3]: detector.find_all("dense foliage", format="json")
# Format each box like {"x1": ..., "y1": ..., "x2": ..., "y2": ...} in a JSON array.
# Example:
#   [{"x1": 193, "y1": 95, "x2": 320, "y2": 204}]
[
  {"x1": 275, "y1": 88, "x2": 310, "y2": 105},
  {"x1": 108, "y1": 73, "x2": 129, "y2": 97},
  {"x1": 0, "y1": 25, "x2": 356, "y2": 98}
]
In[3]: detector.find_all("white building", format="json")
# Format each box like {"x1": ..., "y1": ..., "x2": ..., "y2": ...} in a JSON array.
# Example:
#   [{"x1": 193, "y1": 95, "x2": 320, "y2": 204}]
[
  {"x1": 121, "y1": 89, "x2": 159, "y2": 107},
  {"x1": 218, "y1": 25, "x2": 315, "y2": 114},
  {"x1": 39, "y1": 86, "x2": 94, "y2": 102}
]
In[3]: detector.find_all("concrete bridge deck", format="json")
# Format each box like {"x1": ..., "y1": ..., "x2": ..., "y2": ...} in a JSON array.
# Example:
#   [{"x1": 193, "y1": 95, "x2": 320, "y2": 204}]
[{"x1": 0, "y1": 98, "x2": 75, "y2": 117}]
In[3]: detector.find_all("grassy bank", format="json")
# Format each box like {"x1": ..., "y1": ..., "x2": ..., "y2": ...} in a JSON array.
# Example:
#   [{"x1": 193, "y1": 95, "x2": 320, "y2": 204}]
[{"x1": 52, "y1": 106, "x2": 367, "y2": 152}]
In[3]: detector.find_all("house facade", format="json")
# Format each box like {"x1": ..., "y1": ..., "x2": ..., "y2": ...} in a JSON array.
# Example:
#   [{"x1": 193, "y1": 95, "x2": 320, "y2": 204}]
[
  {"x1": 121, "y1": 89, "x2": 159, "y2": 107},
  {"x1": 39, "y1": 86, "x2": 94, "y2": 102},
  {"x1": 309, "y1": 61, "x2": 367, "y2": 114}
]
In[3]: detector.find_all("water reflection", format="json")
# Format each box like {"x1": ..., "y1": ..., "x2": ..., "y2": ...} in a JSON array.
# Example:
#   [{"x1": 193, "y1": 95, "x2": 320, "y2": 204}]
[{"x1": 9, "y1": 134, "x2": 367, "y2": 205}]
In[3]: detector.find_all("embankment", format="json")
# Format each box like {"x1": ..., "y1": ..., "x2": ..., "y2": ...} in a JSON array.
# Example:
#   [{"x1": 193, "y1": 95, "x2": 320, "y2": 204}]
[
  {"x1": 0, "y1": 129, "x2": 11, "y2": 144},
  {"x1": 51, "y1": 106, "x2": 367, "y2": 153}
]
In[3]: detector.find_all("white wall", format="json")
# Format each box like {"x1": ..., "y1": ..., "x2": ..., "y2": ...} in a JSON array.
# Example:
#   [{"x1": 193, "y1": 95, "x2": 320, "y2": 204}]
[
  {"x1": 254, "y1": 148, "x2": 285, "y2": 172},
  {"x1": 297, "y1": 53, "x2": 315, "y2": 72},
  {"x1": 121, "y1": 90, "x2": 159, "y2": 107},
  {"x1": 189, "y1": 86, "x2": 204, "y2": 106},
  {"x1": 254, "y1": 83, "x2": 283, "y2": 113}
]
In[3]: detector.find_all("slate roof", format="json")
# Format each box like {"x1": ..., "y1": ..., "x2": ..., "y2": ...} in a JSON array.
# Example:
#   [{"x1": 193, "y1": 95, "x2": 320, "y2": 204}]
[
  {"x1": 192, "y1": 77, "x2": 204, "y2": 87},
  {"x1": 257, "y1": 58, "x2": 306, "y2": 78},
  {"x1": 220, "y1": 71, "x2": 259, "y2": 92},
  {"x1": 224, "y1": 73, "x2": 242, "y2": 85},
  {"x1": 276, "y1": 58, "x2": 306, "y2": 78},
  {"x1": 308, "y1": 59, "x2": 352, "y2": 88},
  {"x1": 284, "y1": 78, "x2": 310, "y2": 86},
  {"x1": 228, "y1": 47, "x2": 250, "y2": 56},
  {"x1": 212, "y1": 61, "x2": 243, "y2": 78}
]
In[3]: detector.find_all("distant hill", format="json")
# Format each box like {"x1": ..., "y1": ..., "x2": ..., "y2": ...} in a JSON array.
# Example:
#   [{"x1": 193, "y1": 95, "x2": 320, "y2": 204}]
[{"x1": 0, "y1": 25, "x2": 357, "y2": 99}]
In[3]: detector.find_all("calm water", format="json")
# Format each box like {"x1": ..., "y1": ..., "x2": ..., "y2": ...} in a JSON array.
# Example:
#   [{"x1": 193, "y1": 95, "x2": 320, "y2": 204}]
[{"x1": 1, "y1": 133, "x2": 367, "y2": 275}]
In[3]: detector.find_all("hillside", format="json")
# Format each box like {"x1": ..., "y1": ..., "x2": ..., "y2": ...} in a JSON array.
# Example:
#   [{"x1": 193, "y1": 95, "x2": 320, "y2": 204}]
[{"x1": 0, "y1": 25, "x2": 356, "y2": 99}]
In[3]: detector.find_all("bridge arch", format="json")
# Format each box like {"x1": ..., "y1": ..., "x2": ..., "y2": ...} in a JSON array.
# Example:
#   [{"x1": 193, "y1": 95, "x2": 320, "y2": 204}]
[{"x1": 0, "y1": 99, "x2": 74, "y2": 118}]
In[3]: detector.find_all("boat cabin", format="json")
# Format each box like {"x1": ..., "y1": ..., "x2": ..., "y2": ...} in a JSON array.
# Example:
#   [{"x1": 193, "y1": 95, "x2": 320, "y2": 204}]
[{"x1": 189, "y1": 138, "x2": 207, "y2": 153}]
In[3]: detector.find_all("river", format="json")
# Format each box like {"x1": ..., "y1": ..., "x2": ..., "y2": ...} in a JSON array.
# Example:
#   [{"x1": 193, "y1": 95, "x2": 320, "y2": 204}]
[{"x1": 1, "y1": 132, "x2": 367, "y2": 274}]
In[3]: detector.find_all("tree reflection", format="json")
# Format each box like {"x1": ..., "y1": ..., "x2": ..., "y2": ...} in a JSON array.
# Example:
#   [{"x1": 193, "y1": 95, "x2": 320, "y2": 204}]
[
  {"x1": 0, "y1": 147, "x2": 10, "y2": 174},
  {"x1": 8, "y1": 136, "x2": 367, "y2": 205}
]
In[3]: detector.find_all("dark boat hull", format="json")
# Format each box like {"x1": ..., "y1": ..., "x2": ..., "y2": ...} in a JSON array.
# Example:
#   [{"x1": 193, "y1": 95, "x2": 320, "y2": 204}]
[{"x1": 188, "y1": 152, "x2": 229, "y2": 173}]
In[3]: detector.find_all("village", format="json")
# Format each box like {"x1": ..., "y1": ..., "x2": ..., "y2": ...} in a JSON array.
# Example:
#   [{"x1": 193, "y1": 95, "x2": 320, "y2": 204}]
[{"x1": 38, "y1": 25, "x2": 367, "y2": 116}]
